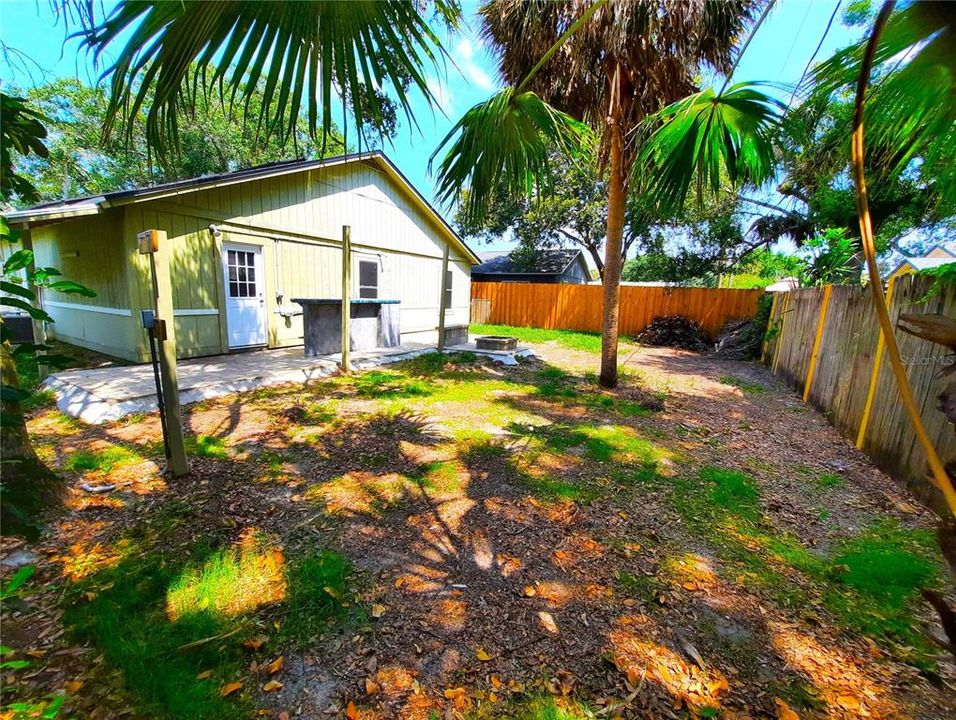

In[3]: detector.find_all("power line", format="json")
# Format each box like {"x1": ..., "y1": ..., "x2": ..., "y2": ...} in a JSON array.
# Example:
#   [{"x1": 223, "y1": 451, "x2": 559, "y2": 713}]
[
  {"x1": 789, "y1": 1, "x2": 843, "y2": 107},
  {"x1": 777, "y1": 1, "x2": 815, "y2": 82}
]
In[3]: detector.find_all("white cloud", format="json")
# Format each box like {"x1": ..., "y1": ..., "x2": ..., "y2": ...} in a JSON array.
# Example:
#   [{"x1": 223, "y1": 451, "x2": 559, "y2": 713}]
[
  {"x1": 455, "y1": 38, "x2": 495, "y2": 91},
  {"x1": 457, "y1": 38, "x2": 475, "y2": 60},
  {"x1": 427, "y1": 76, "x2": 454, "y2": 113}
]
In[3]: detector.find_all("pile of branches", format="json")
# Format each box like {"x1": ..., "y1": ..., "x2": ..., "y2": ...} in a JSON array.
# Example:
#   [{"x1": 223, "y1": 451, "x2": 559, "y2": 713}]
[
  {"x1": 634, "y1": 315, "x2": 710, "y2": 352},
  {"x1": 715, "y1": 318, "x2": 763, "y2": 360}
]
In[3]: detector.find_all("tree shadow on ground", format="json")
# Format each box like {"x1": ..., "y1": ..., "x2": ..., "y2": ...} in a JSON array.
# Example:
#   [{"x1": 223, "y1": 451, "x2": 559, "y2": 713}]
[{"x1": 11, "y1": 353, "x2": 952, "y2": 719}]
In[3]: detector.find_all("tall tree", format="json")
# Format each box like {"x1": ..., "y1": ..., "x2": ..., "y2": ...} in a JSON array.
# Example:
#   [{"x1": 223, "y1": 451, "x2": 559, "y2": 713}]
[
  {"x1": 456, "y1": 147, "x2": 747, "y2": 282},
  {"x1": 748, "y1": 93, "x2": 949, "y2": 264},
  {"x1": 11, "y1": 77, "x2": 347, "y2": 206},
  {"x1": 436, "y1": 0, "x2": 764, "y2": 386}
]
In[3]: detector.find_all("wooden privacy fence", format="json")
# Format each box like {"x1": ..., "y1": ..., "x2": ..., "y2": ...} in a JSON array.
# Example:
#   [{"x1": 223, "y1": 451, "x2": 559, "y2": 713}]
[
  {"x1": 763, "y1": 274, "x2": 955, "y2": 508},
  {"x1": 470, "y1": 282, "x2": 763, "y2": 339}
]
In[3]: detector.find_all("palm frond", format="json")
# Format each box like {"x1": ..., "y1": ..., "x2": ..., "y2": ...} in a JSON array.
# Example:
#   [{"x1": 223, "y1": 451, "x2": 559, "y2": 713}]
[
  {"x1": 430, "y1": 87, "x2": 592, "y2": 226},
  {"x1": 81, "y1": 0, "x2": 461, "y2": 157},
  {"x1": 810, "y1": 3, "x2": 955, "y2": 188},
  {"x1": 0, "y1": 93, "x2": 50, "y2": 204},
  {"x1": 637, "y1": 82, "x2": 784, "y2": 212}
]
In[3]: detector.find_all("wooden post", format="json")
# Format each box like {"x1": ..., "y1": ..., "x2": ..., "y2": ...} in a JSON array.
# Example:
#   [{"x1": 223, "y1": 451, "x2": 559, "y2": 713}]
[
  {"x1": 802, "y1": 284, "x2": 832, "y2": 402},
  {"x1": 437, "y1": 244, "x2": 450, "y2": 350},
  {"x1": 856, "y1": 276, "x2": 897, "y2": 449},
  {"x1": 341, "y1": 225, "x2": 351, "y2": 372},
  {"x1": 140, "y1": 229, "x2": 188, "y2": 477}
]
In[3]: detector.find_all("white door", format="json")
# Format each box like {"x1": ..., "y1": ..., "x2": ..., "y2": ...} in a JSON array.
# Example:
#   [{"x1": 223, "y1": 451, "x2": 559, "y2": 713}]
[{"x1": 222, "y1": 242, "x2": 267, "y2": 348}]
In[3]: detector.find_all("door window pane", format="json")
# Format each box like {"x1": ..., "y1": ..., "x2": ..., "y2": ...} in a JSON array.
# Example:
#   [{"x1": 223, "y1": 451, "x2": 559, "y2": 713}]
[{"x1": 226, "y1": 247, "x2": 258, "y2": 298}]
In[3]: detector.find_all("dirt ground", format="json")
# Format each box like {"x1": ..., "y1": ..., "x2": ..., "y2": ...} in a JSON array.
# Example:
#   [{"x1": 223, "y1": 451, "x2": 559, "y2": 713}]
[{"x1": 2, "y1": 340, "x2": 954, "y2": 720}]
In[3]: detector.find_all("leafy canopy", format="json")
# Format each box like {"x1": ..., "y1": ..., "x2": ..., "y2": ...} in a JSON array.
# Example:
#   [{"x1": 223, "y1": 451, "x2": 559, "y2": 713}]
[
  {"x1": 79, "y1": 0, "x2": 462, "y2": 158},
  {"x1": 431, "y1": 88, "x2": 591, "y2": 227},
  {"x1": 638, "y1": 82, "x2": 785, "y2": 213},
  {"x1": 10, "y1": 77, "x2": 346, "y2": 206}
]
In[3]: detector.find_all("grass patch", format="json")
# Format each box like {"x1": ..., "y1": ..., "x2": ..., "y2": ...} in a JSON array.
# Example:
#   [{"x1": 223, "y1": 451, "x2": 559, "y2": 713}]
[
  {"x1": 822, "y1": 521, "x2": 938, "y2": 653},
  {"x1": 66, "y1": 539, "x2": 353, "y2": 720},
  {"x1": 615, "y1": 570, "x2": 662, "y2": 600},
  {"x1": 400, "y1": 351, "x2": 476, "y2": 376},
  {"x1": 719, "y1": 375, "x2": 767, "y2": 395},
  {"x1": 524, "y1": 474, "x2": 598, "y2": 504},
  {"x1": 814, "y1": 472, "x2": 844, "y2": 489},
  {"x1": 354, "y1": 370, "x2": 435, "y2": 398},
  {"x1": 670, "y1": 466, "x2": 943, "y2": 666},
  {"x1": 513, "y1": 423, "x2": 667, "y2": 466},
  {"x1": 66, "y1": 444, "x2": 144, "y2": 472},
  {"x1": 699, "y1": 466, "x2": 761, "y2": 520},
  {"x1": 166, "y1": 534, "x2": 286, "y2": 620},
  {"x1": 773, "y1": 679, "x2": 827, "y2": 713},
  {"x1": 280, "y1": 549, "x2": 355, "y2": 642},
  {"x1": 530, "y1": 367, "x2": 660, "y2": 416},
  {"x1": 471, "y1": 324, "x2": 607, "y2": 354},
  {"x1": 186, "y1": 434, "x2": 229, "y2": 459}
]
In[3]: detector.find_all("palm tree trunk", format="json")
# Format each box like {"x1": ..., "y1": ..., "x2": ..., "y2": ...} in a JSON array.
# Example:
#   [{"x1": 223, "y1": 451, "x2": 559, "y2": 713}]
[
  {"x1": 599, "y1": 117, "x2": 626, "y2": 388},
  {"x1": 0, "y1": 339, "x2": 36, "y2": 461}
]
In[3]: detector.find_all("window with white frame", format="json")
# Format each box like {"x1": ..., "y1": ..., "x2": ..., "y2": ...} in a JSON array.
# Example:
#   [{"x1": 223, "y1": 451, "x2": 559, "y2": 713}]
[
  {"x1": 444, "y1": 269, "x2": 453, "y2": 310},
  {"x1": 358, "y1": 259, "x2": 379, "y2": 299}
]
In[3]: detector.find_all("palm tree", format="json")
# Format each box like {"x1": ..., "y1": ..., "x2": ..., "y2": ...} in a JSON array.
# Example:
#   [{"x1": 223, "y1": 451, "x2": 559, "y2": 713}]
[
  {"x1": 77, "y1": 1, "x2": 463, "y2": 155},
  {"x1": 435, "y1": 0, "x2": 764, "y2": 387}
]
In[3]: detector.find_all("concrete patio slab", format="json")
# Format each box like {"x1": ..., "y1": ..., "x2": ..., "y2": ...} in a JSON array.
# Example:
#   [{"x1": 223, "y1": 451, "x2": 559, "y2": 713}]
[
  {"x1": 44, "y1": 340, "x2": 534, "y2": 424},
  {"x1": 444, "y1": 341, "x2": 537, "y2": 366}
]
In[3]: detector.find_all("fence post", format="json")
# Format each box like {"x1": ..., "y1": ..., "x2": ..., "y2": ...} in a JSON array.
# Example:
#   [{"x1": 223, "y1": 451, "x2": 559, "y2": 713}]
[
  {"x1": 855, "y1": 276, "x2": 897, "y2": 448},
  {"x1": 802, "y1": 285, "x2": 832, "y2": 402},
  {"x1": 760, "y1": 292, "x2": 779, "y2": 363},
  {"x1": 771, "y1": 291, "x2": 793, "y2": 374}
]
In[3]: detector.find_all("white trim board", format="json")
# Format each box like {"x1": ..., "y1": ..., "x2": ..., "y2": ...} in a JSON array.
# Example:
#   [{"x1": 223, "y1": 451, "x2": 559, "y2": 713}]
[
  {"x1": 45, "y1": 302, "x2": 219, "y2": 318},
  {"x1": 174, "y1": 308, "x2": 219, "y2": 317},
  {"x1": 45, "y1": 300, "x2": 132, "y2": 317}
]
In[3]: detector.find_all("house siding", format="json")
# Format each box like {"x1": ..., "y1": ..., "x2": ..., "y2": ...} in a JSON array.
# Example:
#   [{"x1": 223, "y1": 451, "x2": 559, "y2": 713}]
[
  {"x1": 30, "y1": 211, "x2": 145, "y2": 360},
  {"x1": 25, "y1": 158, "x2": 472, "y2": 362}
]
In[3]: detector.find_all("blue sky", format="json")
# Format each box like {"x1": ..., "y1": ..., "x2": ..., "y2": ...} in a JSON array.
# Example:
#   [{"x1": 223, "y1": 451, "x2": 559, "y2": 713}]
[{"x1": 0, "y1": 0, "x2": 860, "y2": 253}]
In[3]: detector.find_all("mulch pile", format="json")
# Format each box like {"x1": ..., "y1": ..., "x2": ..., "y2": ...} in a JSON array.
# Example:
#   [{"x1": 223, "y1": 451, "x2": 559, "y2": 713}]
[{"x1": 634, "y1": 315, "x2": 710, "y2": 352}]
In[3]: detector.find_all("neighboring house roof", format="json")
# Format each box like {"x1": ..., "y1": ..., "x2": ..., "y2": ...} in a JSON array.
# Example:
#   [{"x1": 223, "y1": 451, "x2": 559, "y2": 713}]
[
  {"x1": 3, "y1": 151, "x2": 479, "y2": 264},
  {"x1": 472, "y1": 248, "x2": 585, "y2": 276},
  {"x1": 888, "y1": 254, "x2": 955, "y2": 277},
  {"x1": 765, "y1": 277, "x2": 800, "y2": 292},
  {"x1": 922, "y1": 243, "x2": 956, "y2": 259}
]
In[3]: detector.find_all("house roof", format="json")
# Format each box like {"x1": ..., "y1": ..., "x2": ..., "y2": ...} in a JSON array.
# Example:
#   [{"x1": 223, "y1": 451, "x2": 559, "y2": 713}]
[
  {"x1": 472, "y1": 248, "x2": 585, "y2": 276},
  {"x1": 4, "y1": 151, "x2": 479, "y2": 264},
  {"x1": 922, "y1": 243, "x2": 956, "y2": 259},
  {"x1": 890, "y1": 256, "x2": 954, "y2": 274}
]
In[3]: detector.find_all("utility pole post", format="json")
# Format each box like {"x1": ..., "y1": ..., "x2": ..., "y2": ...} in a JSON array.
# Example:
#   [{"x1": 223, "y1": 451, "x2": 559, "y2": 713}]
[
  {"x1": 341, "y1": 225, "x2": 352, "y2": 372},
  {"x1": 138, "y1": 229, "x2": 188, "y2": 477},
  {"x1": 437, "y1": 243, "x2": 450, "y2": 350}
]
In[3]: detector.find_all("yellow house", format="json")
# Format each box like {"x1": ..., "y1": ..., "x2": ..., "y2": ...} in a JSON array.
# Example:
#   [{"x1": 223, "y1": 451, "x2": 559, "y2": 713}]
[
  {"x1": 887, "y1": 243, "x2": 956, "y2": 281},
  {"x1": 3, "y1": 152, "x2": 479, "y2": 362}
]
